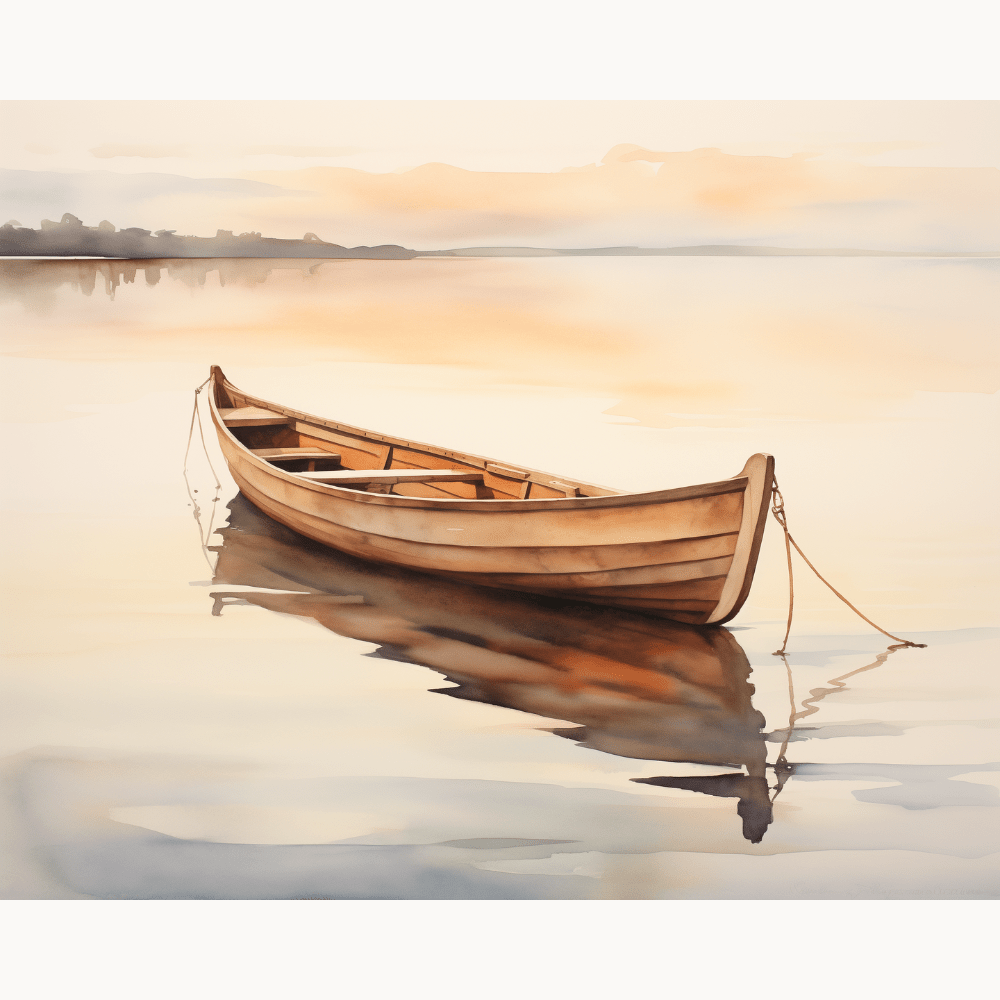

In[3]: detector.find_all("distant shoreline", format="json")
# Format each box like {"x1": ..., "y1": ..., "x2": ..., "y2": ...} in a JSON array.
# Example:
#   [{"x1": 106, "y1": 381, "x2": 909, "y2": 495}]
[
  {"x1": 1, "y1": 218, "x2": 996, "y2": 260},
  {"x1": 2, "y1": 248, "x2": 997, "y2": 261},
  {"x1": 416, "y1": 246, "x2": 1000, "y2": 258}
]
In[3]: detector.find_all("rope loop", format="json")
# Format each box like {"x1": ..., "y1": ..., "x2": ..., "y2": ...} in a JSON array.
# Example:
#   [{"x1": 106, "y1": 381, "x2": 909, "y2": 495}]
[{"x1": 770, "y1": 485, "x2": 787, "y2": 528}]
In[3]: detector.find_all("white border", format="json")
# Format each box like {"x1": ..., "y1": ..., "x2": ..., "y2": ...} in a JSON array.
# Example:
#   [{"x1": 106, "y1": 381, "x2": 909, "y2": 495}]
[
  {"x1": 1, "y1": 2, "x2": 993, "y2": 994},
  {"x1": 2, "y1": 1, "x2": 998, "y2": 100}
]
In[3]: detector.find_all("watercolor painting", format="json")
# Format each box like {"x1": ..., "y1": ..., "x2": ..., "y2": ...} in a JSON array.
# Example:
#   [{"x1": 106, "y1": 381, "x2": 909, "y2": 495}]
[{"x1": 1, "y1": 100, "x2": 997, "y2": 900}]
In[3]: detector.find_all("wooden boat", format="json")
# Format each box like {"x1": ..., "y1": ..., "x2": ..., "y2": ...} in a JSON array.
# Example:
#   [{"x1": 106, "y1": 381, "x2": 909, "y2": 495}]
[{"x1": 207, "y1": 365, "x2": 774, "y2": 625}]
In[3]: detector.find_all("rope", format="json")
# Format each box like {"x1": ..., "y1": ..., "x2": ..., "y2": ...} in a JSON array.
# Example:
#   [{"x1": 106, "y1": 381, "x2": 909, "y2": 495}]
[
  {"x1": 771, "y1": 485, "x2": 795, "y2": 657},
  {"x1": 182, "y1": 376, "x2": 210, "y2": 473},
  {"x1": 769, "y1": 477, "x2": 926, "y2": 655},
  {"x1": 182, "y1": 376, "x2": 223, "y2": 571}
]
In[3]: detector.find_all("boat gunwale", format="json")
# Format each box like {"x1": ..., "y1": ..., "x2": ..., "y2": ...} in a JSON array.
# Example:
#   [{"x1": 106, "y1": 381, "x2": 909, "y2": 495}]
[{"x1": 209, "y1": 370, "x2": 753, "y2": 513}]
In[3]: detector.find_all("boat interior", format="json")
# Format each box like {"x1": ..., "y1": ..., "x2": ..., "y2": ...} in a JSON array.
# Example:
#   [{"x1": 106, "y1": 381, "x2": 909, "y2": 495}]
[{"x1": 216, "y1": 386, "x2": 623, "y2": 502}]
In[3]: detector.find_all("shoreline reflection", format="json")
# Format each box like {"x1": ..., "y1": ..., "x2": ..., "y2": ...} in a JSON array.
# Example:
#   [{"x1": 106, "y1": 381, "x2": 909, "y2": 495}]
[{"x1": 0, "y1": 257, "x2": 342, "y2": 305}]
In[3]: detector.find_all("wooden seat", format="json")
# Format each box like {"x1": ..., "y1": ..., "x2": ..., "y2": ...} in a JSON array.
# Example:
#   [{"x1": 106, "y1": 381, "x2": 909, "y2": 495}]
[
  {"x1": 252, "y1": 448, "x2": 342, "y2": 463},
  {"x1": 220, "y1": 407, "x2": 293, "y2": 427},
  {"x1": 295, "y1": 468, "x2": 484, "y2": 485}
]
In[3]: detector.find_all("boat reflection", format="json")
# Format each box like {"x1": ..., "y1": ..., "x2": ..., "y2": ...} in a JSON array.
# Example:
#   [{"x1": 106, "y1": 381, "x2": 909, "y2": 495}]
[{"x1": 210, "y1": 493, "x2": 775, "y2": 842}]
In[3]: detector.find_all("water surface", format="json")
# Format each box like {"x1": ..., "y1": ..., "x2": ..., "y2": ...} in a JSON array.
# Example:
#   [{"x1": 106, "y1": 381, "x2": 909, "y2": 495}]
[{"x1": 1, "y1": 256, "x2": 996, "y2": 898}]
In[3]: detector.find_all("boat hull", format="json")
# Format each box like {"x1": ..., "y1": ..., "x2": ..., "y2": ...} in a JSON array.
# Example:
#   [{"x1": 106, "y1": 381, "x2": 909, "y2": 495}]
[{"x1": 208, "y1": 368, "x2": 774, "y2": 624}]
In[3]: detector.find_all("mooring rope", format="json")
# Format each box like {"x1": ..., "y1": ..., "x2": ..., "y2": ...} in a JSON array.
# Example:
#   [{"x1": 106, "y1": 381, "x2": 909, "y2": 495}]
[
  {"x1": 182, "y1": 376, "x2": 223, "y2": 571},
  {"x1": 770, "y1": 484, "x2": 797, "y2": 657},
  {"x1": 769, "y1": 477, "x2": 926, "y2": 655}
]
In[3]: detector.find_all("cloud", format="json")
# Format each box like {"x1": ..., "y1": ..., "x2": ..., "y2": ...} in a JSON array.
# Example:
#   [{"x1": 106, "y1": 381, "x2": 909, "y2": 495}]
[
  {"x1": 7, "y1": 144, "x2": 998, "y2": 251},
  {"x1": 814, "y1": 140, "x2": 933, "y2": 158},
  {"x1": 90, "y1": 144, "x2": 193, "y2": 158},
  {"x1": 0, "y1": 169, "x2": 293, "y2": 235},
  {"x1": 89, "y1": 144, "x2": 362, "y2": 159},
  {"x1": 240, "y1": 145, "x2": 362, "y2": 157},
  {"x1": 238, "y1": 147, "x2": 1000, "y2": 249}
]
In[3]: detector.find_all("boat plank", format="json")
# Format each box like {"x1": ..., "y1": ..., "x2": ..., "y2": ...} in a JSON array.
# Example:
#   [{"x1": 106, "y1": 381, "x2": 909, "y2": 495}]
[
  {"x1": 583, "y1": 597, "x2": 718, "y2": 612},
  {"x1": 552, "y1": 577, "x2": 728, "y2": 600},
  {"x1": 447, "y1": 558, "x2": 735, "y2": 590},
  {"x1": 481, "y1": 470, "x2": 529, "y2": 498},
  {"x1": 389, "y1": 446, "x2": 481, "y2": 474},
  {"x1": 232, "y1": 460, "x2": 745, "y2": 548},
  {"x1": 229, "y1": 473, "x2": 739, "y2": 578},
  {"x1": 252, "y1": 448, "x2": 342, "y2": 462},
  {"x1": 485, "y1": 463, "x2": 529, "y2": 480},
  {"x1": 296, "y1": 469, "x2": 485, "y2": 485},
  {"x1": 221, "y1": 407, "x2": 293, "y2": 428},
  {"x1": 296, "y1": 427, "x2": 391, "y2": 470},
  {"x1": 391, "y1": 481, "x2": 485, "y2": 500}
]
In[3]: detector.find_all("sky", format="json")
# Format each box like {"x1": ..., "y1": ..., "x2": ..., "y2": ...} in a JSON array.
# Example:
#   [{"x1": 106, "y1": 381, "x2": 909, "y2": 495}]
[{"x1": 3, "y1": 101, "x2": 999, "y2": 250}]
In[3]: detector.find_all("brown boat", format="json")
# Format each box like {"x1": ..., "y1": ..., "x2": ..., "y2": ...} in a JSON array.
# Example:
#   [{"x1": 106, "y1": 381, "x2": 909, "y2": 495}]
[{"x1": 208, "y1": 365, "x2": 774, "y2": 625}]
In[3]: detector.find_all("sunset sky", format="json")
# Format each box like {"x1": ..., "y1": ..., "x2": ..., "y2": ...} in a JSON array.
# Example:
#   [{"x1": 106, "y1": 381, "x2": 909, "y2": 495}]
[{"x1": 3, "y1": 101, "x2": 998, "y2": 250}]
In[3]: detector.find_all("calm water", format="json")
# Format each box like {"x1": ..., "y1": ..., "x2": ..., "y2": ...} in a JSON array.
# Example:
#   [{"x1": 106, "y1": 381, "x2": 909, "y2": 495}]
[{"x1": 1, "y1": 256, "x2": 997, "y2": 899}]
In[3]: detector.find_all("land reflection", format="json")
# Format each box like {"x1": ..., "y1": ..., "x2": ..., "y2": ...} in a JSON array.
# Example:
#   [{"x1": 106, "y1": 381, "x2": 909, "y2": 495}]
[
  {"x1": 0, "y1": 257, "x2": 333, "y2": 305},
  {"x1": 211, "y1": 494, "x2": 776, "y2": 842}
]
